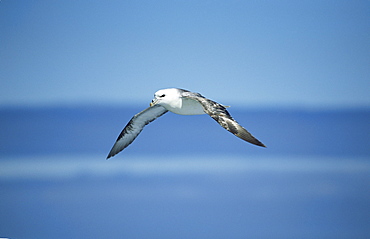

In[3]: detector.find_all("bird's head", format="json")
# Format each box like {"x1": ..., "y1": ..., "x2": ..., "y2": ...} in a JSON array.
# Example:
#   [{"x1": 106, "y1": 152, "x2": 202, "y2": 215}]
[{"x1": 150, "y1": 88, "x2": 181, "y2": 108}]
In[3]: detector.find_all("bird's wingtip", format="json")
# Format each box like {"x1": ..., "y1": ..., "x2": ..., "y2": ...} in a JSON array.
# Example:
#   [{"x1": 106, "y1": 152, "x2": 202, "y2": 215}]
[
  {"x1": 248, "y1": 138, "x2": 266, "y2": 148},
  {"x1": 256, "y1": 141, "x2": 266, "y2": 148},
  {"x1": 106, "y1": 151, "x2": 115, "y2": 160}
]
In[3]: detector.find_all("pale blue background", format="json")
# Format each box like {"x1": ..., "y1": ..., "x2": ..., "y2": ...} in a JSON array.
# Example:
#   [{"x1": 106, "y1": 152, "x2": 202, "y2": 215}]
[
  {"x1": 1, "y1": 0, "x2": 369, "y2": 107},
  {"x1": 1, "y1": 1, "x2": 369, "y2": 239}
]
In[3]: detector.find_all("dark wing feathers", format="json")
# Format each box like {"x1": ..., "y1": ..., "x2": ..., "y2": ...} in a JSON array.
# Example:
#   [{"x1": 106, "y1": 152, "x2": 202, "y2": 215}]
[
  {"x1": 183, "y1": 93, "x2": 266, "y2": 147},
  {"x1": 107, "y1": 105, "x2": 168, "y2": 159}
]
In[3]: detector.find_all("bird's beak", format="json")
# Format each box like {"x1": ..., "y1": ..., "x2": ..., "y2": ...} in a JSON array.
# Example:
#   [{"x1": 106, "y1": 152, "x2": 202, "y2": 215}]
[{"x1": 150, "y1": 98, "x2": 158, "y2": 107}]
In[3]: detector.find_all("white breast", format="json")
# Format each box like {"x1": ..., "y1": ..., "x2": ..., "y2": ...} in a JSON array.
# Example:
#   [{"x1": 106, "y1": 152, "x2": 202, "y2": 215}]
[{"x1": 166, "y1": 98, "x2": 206, "y2": 115}]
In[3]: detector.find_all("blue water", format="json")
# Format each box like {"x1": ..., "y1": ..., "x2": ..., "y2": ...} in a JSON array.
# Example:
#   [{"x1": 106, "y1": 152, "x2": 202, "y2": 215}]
[{"x1": 0, "y1": 106, "x2": 369, "y2": 238}]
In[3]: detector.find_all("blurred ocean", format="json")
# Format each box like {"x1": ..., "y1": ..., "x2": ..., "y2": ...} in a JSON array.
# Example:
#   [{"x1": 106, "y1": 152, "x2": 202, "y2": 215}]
[{"x1": 0, "y1": 106, "x2": 369, "y2": 239}]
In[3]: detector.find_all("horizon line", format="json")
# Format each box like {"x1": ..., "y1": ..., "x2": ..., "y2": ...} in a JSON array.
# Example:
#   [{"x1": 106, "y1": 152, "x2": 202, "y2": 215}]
[{"x1": 0, "y1": 101, "x2": 369, "y2": 111}]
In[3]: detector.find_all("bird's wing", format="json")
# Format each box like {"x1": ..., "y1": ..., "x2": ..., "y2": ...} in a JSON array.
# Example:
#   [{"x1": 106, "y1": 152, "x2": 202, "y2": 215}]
[
  {"x1": 107, "y1": 105, "x2": 168, "y2": 159},
  {"x1": 182, "y1": 92, "x2": 266, "y2": 147}
]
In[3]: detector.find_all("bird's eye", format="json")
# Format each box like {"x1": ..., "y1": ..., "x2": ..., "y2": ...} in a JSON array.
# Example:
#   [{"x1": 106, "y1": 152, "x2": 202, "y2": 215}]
[{"x1": 159, "y1": 94, "x2": 165, "y2": 98}]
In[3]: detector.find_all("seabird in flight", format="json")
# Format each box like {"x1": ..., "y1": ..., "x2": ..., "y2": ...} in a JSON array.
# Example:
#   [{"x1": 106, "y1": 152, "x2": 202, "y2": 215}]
[{"x1": 107, "y1": 88, "x2": 265, "y2": 159}]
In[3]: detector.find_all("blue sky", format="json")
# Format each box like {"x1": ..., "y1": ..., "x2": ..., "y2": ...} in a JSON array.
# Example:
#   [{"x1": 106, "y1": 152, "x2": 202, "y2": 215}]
[{"x1": 1, "y1": 0, "x2": 369, "y2": 107}]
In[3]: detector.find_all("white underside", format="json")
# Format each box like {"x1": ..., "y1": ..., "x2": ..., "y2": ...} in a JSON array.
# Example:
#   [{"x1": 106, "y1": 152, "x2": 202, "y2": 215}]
[{"x1": 165, "y1": 98, "x2": 206, "y2": 115}]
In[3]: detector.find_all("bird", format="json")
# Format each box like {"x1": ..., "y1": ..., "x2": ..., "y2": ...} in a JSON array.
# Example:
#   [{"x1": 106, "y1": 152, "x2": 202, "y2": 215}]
[{"x1": 107, "y1": 88, "x2": 265, "y2": 159}]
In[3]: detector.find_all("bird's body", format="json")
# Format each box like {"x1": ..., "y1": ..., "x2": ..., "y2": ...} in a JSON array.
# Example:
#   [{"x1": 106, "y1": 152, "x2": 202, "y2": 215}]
[
  {"x1": 107, "y1": 88, "x2": 265, "y2": 159},
  {"x1": 151, "y1": 88, "x2": 205, "y2": 115}
]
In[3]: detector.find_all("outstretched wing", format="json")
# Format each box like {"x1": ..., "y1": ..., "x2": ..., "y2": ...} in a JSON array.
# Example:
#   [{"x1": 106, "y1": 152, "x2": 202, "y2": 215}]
[
  {"x1": 182, "y1": 92, "x2": 266, "y2": 147},
  {"x1": 107, "y1": 105, "x2": 168, "y2": 159}
]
